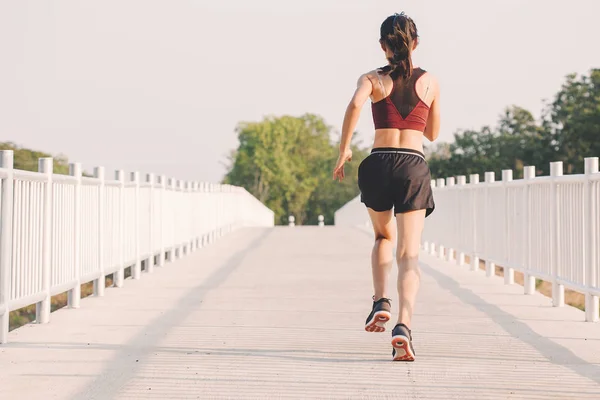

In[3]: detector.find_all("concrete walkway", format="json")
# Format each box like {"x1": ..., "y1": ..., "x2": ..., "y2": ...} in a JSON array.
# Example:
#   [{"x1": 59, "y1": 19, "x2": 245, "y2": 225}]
[{"x1": 1, "y1": 227, "x2": 600, "y2": 400}]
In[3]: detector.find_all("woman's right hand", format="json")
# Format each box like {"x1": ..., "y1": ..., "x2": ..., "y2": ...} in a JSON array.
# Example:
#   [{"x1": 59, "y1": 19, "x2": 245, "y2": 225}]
[{"x1": 333, "y1": 148, "x2": 353, "y2": 182}]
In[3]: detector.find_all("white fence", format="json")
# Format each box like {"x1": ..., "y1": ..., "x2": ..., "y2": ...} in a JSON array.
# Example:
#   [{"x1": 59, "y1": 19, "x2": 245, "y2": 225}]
[
  {"x1": 334, "y1": 157, "x2": 600, "y2": 323},
  {"x1": 0, "y1": 150, "x2": 274, "y2": 343}
]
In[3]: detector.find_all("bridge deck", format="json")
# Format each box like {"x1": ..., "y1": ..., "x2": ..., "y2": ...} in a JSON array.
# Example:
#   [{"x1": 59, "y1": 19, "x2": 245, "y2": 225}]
[{"x1": 1, "y1": 227, "x2": 599, "y2": 399}]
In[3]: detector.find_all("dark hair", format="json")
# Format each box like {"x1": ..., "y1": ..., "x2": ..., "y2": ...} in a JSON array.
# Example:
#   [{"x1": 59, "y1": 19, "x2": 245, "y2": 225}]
[{"x1": 379, "y1": 13, "x2": 418, "y2": 80}]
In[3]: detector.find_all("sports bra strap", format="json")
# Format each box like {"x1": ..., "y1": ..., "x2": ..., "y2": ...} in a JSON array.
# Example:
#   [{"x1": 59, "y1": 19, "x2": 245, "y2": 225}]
[
  {"x1": 376, "y1": 71, "x2": 387, "y2": 98},
  {"x1": 423, "y1": 76, "x2": 431, "y2": 103}
]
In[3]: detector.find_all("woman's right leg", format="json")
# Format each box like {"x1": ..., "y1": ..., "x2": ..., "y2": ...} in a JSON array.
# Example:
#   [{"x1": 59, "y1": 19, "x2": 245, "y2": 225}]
[
  {"x1": 395, "y1": 209, "x2": 425, "y2": 328},
  {"x1": 390, "y1": 209, "x2": 425, "y2": 361},
  {"x1": 366, "y1": 208, "x2": 396, "y2": 300}
]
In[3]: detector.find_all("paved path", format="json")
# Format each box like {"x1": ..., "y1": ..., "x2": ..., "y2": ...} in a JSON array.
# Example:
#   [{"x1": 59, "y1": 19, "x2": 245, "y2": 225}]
[{"x1": 1, "y1": 227, "x2": 600, "y2": 399}]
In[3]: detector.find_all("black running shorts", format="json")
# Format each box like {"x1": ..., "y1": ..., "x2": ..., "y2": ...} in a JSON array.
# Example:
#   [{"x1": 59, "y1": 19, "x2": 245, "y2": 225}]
[{"x1": 357, "y1": 147, "x2": 435, "y2": 217}]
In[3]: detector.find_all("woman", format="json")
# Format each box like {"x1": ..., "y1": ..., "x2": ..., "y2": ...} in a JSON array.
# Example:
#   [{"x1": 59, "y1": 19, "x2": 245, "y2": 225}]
[{"x1": 333, "y1": 12, "x2": 440, "y2": 362}]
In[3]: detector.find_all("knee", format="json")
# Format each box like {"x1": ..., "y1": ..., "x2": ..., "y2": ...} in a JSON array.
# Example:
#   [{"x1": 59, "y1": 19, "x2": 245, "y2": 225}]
[
  {"x1": 396, "y1": 251, "x2": 419, "y2": 267},
  {"x1": 375, "y1": 235, "x2": 390, "y2": 243},
  {"x1": 374, "y1": 231, "x2": 394, "y2": 242}
]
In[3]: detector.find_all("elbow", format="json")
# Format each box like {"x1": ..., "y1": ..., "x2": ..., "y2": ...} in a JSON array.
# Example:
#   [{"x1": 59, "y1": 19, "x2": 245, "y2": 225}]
[
  {"x1": 348, "y1": 100, "x2": 362, "y2": 111},
  {"x1": 424, "y1": 129, "x2": 439, "y2": 142}
]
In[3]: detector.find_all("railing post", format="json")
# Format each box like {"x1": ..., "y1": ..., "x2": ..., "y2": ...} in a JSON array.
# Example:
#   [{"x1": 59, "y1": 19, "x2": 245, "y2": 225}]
[
  {"x1": 35, "y1": 158, "x2": 53, "y2": 324},
  {"x1": 197, "y1": 182, "x2": 205, "y2": 249},
  {"x1": 206, "y1": 183, "x2": 212, "y2": 246},
  {"x1": 502, "y1": 169, "x2": 514, "y2": 285},
  {"x1": 456, "y1": 176, "x2": 467, "y2": 266},
  {"x1": 193, "y1": 182, "x2": 200, "y2": 249},
  {"x1": 0, "y1": 151, "x2": 14, "y2": 343},
  {"x1": 184, "y1": 181, "x2": 190, "y2": 255},
  {"x1": 206, "y1": 183, "x2": 212, "y2": 245},
  {"x1": 187, "y1": 182, "x2": 193, "y2": 252},
  {"x1": 217, "y1": 184, "x2": 222, "y2": 231},
  {"x1": 226, "y1": 184, "x2": 232, "y2": 234},
  {"x1": 197, "y1": 181, "x2": 202, "y2": 244},
  {"x1": 177, "y1": 180, "x2": 184, "y2": 258},
  {"x1": 550, "y1": 161, "x2": 564, "y2": 307},
  {"x1": 68, "y1": 163, "x2": 82, "y2": 309},
  {"x1": 171, "y1": 179, "x2": 179, "y2": 258},
  {"x1": 166, "y1": 178, "x2": 174, "y2": 259},
  {"x1": 189, "y1": 182, "x2": 194, "y2": 250},
  {"x1": 131, "y1": 172, "x2": 141, "y2": 279},
  {"x1": 146, "y1": 173, "x2": 155, "y2": 274},
  {"x1": 94, "y1": 166, "x2": 106, "y2": 296},
  {"x1": 318, "y1": 215, "x2": 325, "y2": 227},
  {"x1": 206, "y1": 183, "x2": 215, "y2": 244},
  {"x1": 445, "y1": 177, "x2": 456, "y2": 262},
  {"x1": 584, "y1": 157, "x2": 599, "y2": 321},
  {"x1": 179, "y1": 181, "x2": 185, "y2": 256},
  {"x1": 220, "y1": 184, "x2": 225, "y2": 237},
  {"x1": 288, "y1": 215, "x2": 295, "y2": 227},
  {"x1": 215, "y1": 184, "x2": 221, "y2": 238},
  {"x1": 436, "y1": 178, "x2": 445, "y2": 259},
  {"x1": 523, "y1": 166, "x2": 536, "y2": 294},
  {"x1": 158, "y1": 175, "x2": 166, "y2": 267},
  {"x1": 197, "y1": 182, "x2": 203, "y2": 247},
  {"x1": 114, "y1": 170, "x2": 125, "y2": 287},
  {"x1": 202, "y1": 183, "x2": 207, "y2": 242},
  {"x1": 469, "y1": 174, "x2": 480, "y2": 271},
  {"x1": 484, "y1": 171, "x2": 495, "y2": 277}
]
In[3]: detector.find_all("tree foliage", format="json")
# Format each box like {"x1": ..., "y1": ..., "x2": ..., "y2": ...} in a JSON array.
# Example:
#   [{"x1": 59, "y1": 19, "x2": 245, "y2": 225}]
[
  {"x1": 0, "y1": 142, "x2": 70, "y2": 174},
  {"x1": 427, "y1": 69, "x2": 599, "y2": 180},
  {"x1": 549, "y1": 69, "x2": 600, "y2": 173},
  {"x1": 224, "y1": 114, "x2": 369, "y2": 225}
]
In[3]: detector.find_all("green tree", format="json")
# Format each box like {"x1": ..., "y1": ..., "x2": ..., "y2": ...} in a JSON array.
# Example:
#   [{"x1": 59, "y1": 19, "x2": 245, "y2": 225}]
[
  {"x1": 546, "y1": 69, "x2": 600, "y2": 173},
  {"x1": 428, "y1": 69, "x2": 599, "y2": 180},
  {"x1": 224, "y1": 114, "x2": 369, "y2": 225},
  {"x1": 493, "y1": 106, "x2": 553, "y2": 177},
  {"x1": 0, "y1": 142, "x2": 70, "y2": 174}
]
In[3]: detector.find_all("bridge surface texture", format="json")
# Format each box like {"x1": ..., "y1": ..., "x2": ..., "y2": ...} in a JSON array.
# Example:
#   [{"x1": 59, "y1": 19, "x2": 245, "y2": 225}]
[{"x1": 1, "y1": 227, "x2": 599, "y2": 400}]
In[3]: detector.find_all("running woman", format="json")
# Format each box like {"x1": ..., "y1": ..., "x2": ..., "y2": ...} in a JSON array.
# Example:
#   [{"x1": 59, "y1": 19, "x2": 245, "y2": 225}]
[{"x1": 333, "y1": 12, "x2": 440, "y2": 361}]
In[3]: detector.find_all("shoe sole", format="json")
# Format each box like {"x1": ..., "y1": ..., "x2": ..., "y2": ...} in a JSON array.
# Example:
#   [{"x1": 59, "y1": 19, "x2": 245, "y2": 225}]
[
  {"x1": 365, "y1": 310, "x2": 391, "y2": 332},
  {"x1": 391, "y1": 335, "x2": 415, "y2": 361}
]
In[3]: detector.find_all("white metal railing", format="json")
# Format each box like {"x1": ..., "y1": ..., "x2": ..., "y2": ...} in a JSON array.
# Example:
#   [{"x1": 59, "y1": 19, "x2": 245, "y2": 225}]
[
  {"x1": 0, "y1": 150, "x2": 274, "y2": 343},
  {"x1": 333, "y1": 157, "x2": 600, "y2": 323},
  {"x1": 423, "y1": 157, "x2": 600, "y2": 322}
]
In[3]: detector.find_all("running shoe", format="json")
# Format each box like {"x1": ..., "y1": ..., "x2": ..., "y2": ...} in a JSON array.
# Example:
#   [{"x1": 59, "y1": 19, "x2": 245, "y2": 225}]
[
  {"x1": 391, "y1": 323, "x2": 415, "y2": 361},
  {"x1": 364, "y1": 297, "x2": 391, "y2": 332}
]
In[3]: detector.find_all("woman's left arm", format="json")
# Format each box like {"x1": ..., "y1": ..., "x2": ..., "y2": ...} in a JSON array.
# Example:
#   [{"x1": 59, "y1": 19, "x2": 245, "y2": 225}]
[{"x1": 333, "y1": 74, "x2": 373, "y2": 181}]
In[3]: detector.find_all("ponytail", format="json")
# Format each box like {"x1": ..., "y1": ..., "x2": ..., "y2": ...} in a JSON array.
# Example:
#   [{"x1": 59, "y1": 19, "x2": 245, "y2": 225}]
[{"x1": 379, "y1": 13, "x2": 418, "y2": 80}]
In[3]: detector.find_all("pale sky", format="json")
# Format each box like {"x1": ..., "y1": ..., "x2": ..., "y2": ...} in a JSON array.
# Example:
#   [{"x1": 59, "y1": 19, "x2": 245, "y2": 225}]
[{"x1": 1, "y1": 0, "x2": 598, "y2": 182}]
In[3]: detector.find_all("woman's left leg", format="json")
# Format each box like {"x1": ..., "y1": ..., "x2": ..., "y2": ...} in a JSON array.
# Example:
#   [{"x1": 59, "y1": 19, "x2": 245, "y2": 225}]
[{"x1": 367, "y1": 207, "x2": 396, "y2": 301}]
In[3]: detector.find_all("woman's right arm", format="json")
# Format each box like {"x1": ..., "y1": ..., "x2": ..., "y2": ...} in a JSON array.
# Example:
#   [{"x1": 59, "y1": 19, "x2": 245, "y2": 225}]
[
  {"x1": 333, "y1": 73, "x2": 373, "y2": 181},
  {"x1": 424, "y1": 79, "x2": 440, "y2": 142}
]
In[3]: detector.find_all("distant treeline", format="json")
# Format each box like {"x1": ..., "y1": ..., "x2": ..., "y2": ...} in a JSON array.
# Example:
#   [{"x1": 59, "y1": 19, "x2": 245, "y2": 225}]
[
  {"x1": 5, "y1": 69, "x2": 596, "y2": 226},
  {"x1": 425, "y1": 69, "x2": 600, "y2": 179},
  {"x1": 224, "y1": 69, "x2": 599, "y2": 225}
]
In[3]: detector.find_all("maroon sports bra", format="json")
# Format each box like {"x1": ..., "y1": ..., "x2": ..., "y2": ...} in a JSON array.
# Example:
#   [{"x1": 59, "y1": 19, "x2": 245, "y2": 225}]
[{"x1": 371, "y1": 67, "x2": 430, "y2": 132}]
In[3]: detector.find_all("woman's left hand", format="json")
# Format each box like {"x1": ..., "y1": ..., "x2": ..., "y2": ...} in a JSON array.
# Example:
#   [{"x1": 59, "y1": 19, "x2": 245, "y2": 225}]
[{"x1": 333, "y1": 148, "x2": 353, "y2": 181}]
